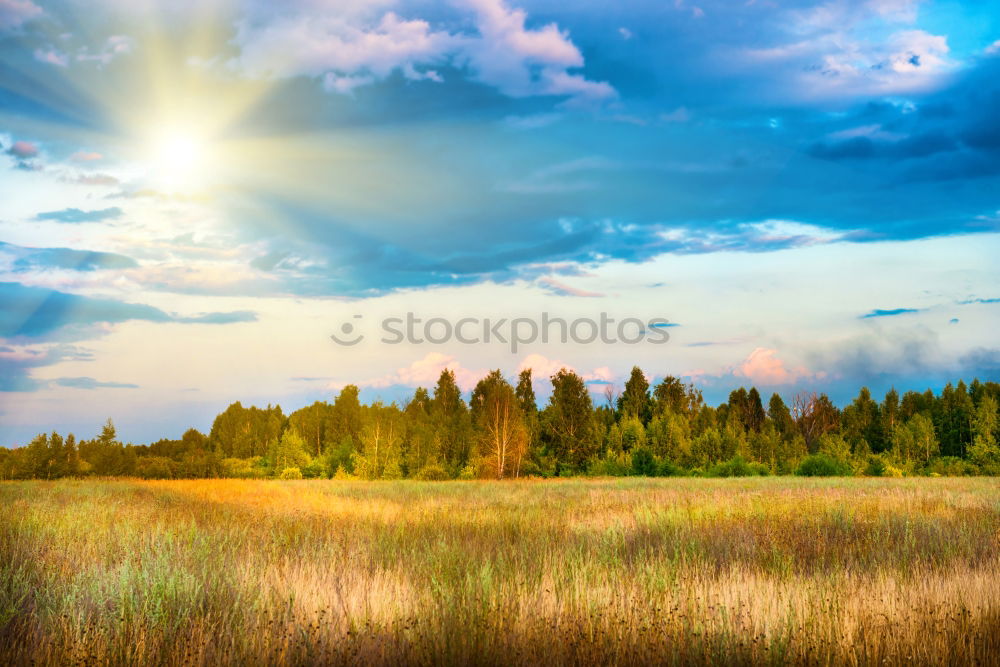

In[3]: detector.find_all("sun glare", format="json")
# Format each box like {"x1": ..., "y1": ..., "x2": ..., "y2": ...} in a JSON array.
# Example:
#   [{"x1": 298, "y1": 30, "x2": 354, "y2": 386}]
[{"x1": 147, "y1": 126, "x2": 212, "y2": 193}]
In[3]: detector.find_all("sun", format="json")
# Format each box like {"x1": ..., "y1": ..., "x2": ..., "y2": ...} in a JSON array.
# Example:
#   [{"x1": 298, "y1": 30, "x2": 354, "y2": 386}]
[{"x1": 146, "y1": 125, "x2": 213, "y2": 193}]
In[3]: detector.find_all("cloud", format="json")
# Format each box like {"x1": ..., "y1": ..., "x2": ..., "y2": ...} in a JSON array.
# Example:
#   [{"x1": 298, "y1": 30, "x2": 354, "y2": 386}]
[
  {"x1": 536, "y1": 276, "x2": 604, "y2": 297},
  {"x1": 176, "y1": 311, "x2": 258, "y2": 325},
  {"x1": 53, "y1": 376, "x2": 139, "y2": 389},
  {"x1": 0, "y1": 282, "x2": 258, "y2": 339},
  {"x1": 0, "y1": 0, "x2": 41, "y2": 32},
  {"x1": 75, "y1": 35, "x2": 134, "y2": 66},
  {"x1": 733, "y1": 347, "x2": 813, "y2": 386},
  {"x1": 737, "y1": 3, "x2": 952, "y2": 101},
  {"x1": 0, "y1": 241, "x2": 138, "y2": 272},
  {"x1": 461, "y1": 0, "x2": 614, "y2": 105},
  {"x1": 70, "y1": 173, "x2": 119, "y2": 186},
  {"x1": 361, "y1": 352, "x2": 485, "y2": 391},
  {"x1": 70, "y1": 151, "x2": 103, "y2": 162},
  {"x1": 6, "y1": 140, "x2": 37, "y2": 159},
  {"x1": 35, "y1": 207, "x2": 123, "y2": 223},
  {"x1": 34, "y1": 48, "x2": 69, "y2": 67},
  {"x1": 860, "y1": 307, "x2": 921, "y2": 318},
  {"x1": 233, "y1": 0, "x2": 614, "y2": 106},
  {"x1": 660, "y1": 107, "x2": 691, "y2": 123},
  {"x1": 518, "y1": 353, "x2": 615, "y2": 389},
  {"x1": 0, "y1": 343, "x2": 91, "y2": 392},
  {"x1": 958, "y1": 297, "x2": 1000, "y2": 305}
]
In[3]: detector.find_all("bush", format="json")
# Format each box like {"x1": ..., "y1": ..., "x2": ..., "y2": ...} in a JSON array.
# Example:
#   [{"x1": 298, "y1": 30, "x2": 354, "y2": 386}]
[
  {"x1": 332, "y1": 465, "x2": 356, "y2": 480},
  {"x1": 795, "y1": 453, "x2": 852, "y2": 477},
  {"x1": 135, "y1": 456, "x2": 175, "y2": 479},
  {"x1": 924, "y1": 456, "x2": 978, "y2": 476},
  {"x1": 706, "y1": 456, "x2": 768, "y2": 478},
  {"x1": 413, "y1": 464, "x2": 450, "y2": 481},
  {"x1": 864, "y1": 455, "x2": 903, "y2": 477},
  {"x1": 279, "y1": 467, "x2": 303, "y2": 480},
  {"x1": 587, "y1": 452, "x2": 632, "y2": 477},
  {"x1": 300, "y1": 459, "x2": 328, "y2": 479},
  {"x1": 220, "y1": 457, "x2": 263, "y2": 479},
  {"x1": 630, "y1": 447, "x2": 658, "y2": 477},
  {"x1": 657, "y1": 460, "x2": 684, "y2": 477}
]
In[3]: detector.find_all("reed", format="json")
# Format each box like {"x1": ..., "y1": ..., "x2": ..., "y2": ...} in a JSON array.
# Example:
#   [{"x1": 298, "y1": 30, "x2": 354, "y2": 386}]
[{"x1": 2, "y1": 477, "x2": 998, "y2": 665}]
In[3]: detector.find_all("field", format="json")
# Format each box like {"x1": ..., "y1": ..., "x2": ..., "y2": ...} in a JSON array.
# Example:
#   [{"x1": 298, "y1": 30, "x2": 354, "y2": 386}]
[{"x1": 2, "y1": 478, "x2": 1000, "y2": 665}]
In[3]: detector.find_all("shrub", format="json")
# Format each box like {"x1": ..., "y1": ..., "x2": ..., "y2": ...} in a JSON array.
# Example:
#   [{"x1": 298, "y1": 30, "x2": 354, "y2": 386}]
[
  {"x1": 630, "y1": 447, "x2": 658, "y2": 477},
  {"x1": 458, "y1": 464, "x2": 477, "y2": 480},
  {"x1": 382, "y1": 460, "x2": 404, "y2": 480},
  {"x1": 135, "y1": 456, "x2": 175, "y2": 480},
  {"x1": 795, "y1": 453, "x2": 852, "y2": 477},
  {"x1": 279, "y1": 467, "x2": 303, "y2": 480},
  {"x1": 588, "y1": 456, "x2": 630, "y2": 477},
  {"x1": 706, "y1": 456, "x2": 768, "y2": 478},
  {"x1": 220, "y1": 457, "x2": 261, "y2": 479},
  {"x1": 300, "y1": 459, "x2": 328, "y2": 479},
  {"x1": 924, "y1": 456, "x2": 978, "y2": 476},
  {"x1": 413, "y1": 464, "x2": 450, "y2": 481},
  {"x1": 332, "y1": 465, "x2": 355, "y2": 480},
  {"x1": 864, "y1": 455, "x2": 903, "y2": 477},
  {"x1": 657, "y1": 460, "x2": 684, "y2": 477}
]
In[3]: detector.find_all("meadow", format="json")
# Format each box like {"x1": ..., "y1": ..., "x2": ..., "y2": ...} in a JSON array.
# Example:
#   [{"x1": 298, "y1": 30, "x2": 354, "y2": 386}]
[{"x1": 2, "y1": 477, "x2": 999, "y2": 666}]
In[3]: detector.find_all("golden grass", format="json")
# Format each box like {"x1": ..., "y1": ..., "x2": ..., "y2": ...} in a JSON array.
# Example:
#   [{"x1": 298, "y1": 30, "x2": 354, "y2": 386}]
[{"x1": 2, "y1": 477, "x2": 999, "y2": 665}]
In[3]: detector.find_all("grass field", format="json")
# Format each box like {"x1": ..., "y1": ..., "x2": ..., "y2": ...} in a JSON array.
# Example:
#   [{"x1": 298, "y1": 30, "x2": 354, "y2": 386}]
[{"x1": 2, "y1": 478, "x2": 999, "y2": 665}]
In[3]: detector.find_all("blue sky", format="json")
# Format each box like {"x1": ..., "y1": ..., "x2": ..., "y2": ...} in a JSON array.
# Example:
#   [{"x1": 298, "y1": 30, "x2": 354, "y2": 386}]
[{"x1": 1, "y1": 0, "x2": 999, "y2": 444}]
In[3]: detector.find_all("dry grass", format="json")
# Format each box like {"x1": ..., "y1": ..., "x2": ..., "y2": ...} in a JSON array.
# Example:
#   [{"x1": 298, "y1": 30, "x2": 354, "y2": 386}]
[{"x1": 2, "y1": 477, "x2": 999, "y2": 665}]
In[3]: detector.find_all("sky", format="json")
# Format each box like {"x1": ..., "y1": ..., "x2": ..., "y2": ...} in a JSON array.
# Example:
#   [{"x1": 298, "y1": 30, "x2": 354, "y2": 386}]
[{"x1": 1, "y1": 0, "x2": 999, "y2": 445}]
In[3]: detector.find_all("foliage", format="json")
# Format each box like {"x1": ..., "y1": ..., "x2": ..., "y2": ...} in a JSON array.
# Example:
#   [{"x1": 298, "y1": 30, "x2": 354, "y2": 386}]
[
  {"x1": 705, "y1": 456, "x2": 769, "y2": 477},
  {"x1": 795, "y1": 453, "x2": 853, "y2": 477},
  {"x1": 630, "y1": 447, "x2": 657, "y2": 476},
  {"x1": 412, "y1": 463, "x2": 450, "y2": 481},
  {"x1": 4, "y1": 372, "x2": 1000, "y2": 480}
]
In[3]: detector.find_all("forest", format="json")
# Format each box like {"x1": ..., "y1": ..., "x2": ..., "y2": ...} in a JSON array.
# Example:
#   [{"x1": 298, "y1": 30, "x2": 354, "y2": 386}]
[{"x1": 3, "y1": 367, "x2": 999, "y2": 480}]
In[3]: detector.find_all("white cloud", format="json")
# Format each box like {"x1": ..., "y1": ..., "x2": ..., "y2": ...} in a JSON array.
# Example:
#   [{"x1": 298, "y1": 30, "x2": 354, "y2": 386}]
[
  {"x1": 733, "y1": 347, "x2": 814, "y2": 386},
  {"x1": 34, "y1": 48, "x2": 69, "y2": 67},
  {"x1": 737, "y1": 0, "x2": 951, "y2": 99},
  {"x1": 359, "y1": 352, "x2": 485, "y2": 392},
  {"x1": 0, "y1": 0, "x2": 41, "y2": 32},
  {"x1": 231, "y1": 0, "x2": 614, "y2": 105},
  {"x1": 986, "y1": 39, "x2": 1000, "y2": 55},
  {"x1": 659, "y1": 106, "x2": 691, "y2": 123},
  {"x1": 76, "y1": 35, "x2": 134, "y2": 66},
  {"x1": 33, "y1": 35, "x2": 134, "y2": 69}
]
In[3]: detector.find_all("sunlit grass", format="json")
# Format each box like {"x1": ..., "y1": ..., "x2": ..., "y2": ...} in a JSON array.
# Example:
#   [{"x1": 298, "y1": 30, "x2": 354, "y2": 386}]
[{"x1": 2, "y1": 478, "x2": 999, "y2": 665}]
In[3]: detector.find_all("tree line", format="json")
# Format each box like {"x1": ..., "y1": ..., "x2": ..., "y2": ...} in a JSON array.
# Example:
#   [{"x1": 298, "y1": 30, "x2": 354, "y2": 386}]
[{"x1": 2, "y1": 367, "x2": 999, "y2": 480}]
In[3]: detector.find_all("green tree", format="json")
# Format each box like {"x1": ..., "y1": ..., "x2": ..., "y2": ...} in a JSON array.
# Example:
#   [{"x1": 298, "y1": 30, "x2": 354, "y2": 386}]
[
  {"x1": 328, "y1": 385, "x2": 362, "y2": 450},
  {"x1": 617, "y1": 366, "x2": 651, "y2": 423},
  {"x1": 541, "y1": 368, "x2": 598, "y2": 473},
  {"x1": 969, "y1": 395, "x2": 999, "y2": 472},
  {"x1": 432, "y1": 370, "x2": 472, "y2": 470},
  {"x1": 271, "y1": 429, "x2": 309, "y2": 473},
  {"x1": 402, "y1": 387, "x2": 436, "y2": 474},
  {"x1": 767, "y1": 393, "x2": 795, "y2": 439}
]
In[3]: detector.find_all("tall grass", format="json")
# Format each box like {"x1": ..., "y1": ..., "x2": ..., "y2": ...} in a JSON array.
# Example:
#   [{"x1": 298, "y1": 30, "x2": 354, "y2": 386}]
[{"x1": 2, "y1": 477, "x2": 999, "y2": 665}]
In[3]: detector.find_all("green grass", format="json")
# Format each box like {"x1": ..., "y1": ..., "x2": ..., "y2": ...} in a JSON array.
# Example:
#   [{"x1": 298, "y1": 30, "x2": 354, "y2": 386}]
[{"x1": 2, "y1": 477, "x2": 999, "y2": 665}]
